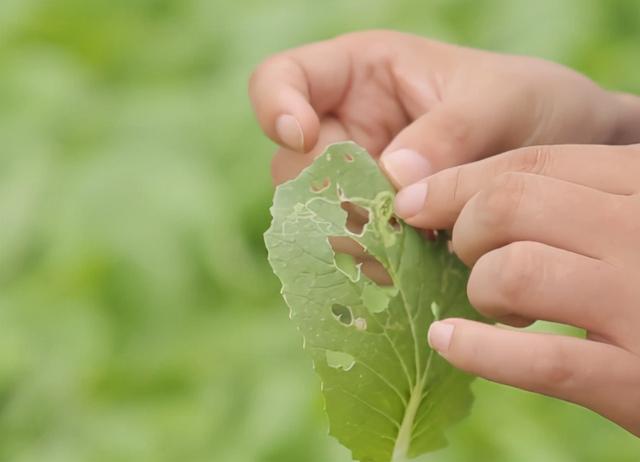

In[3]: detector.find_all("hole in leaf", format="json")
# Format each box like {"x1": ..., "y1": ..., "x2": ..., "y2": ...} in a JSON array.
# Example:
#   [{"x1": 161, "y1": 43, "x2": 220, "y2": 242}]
[
  {"x1": 421, "y1": 229, "x2": 437, "y2": 241},
  {"x1": 310, "y1": 177, "x2": 331, "y2": 193},
  {"x1": 329, "y1": 236, "x2": 392, "y2": 286},
  {"x1": 340, "y1": 201, "x2": 370, "y2": 235},
  {"x1": 344, "y1": 153, "x2": 354, "y2": 162},
  {"x1": 331, "y1": 304, "x2": 353, "y2": 326},
  {"x1": 360, "y1": 259, "x2": 392, "y2": 286},
  {"x1": 388, "y1": 215, "x2": 402, "y2": 232}
]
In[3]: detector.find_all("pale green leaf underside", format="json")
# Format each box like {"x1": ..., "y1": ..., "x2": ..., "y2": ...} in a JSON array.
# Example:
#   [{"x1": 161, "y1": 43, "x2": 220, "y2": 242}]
[{"x1": 265, "y1": 142, "x2": 481, "y2": 462}]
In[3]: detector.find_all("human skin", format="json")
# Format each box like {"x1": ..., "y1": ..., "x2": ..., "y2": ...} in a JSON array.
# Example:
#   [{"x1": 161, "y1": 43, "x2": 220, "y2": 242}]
[
  {"x1": 248, "y1": 30, "x2": 640, "y2": 435},
  {"x1": 394, "y1": 144, "x2": 640, "y2": 436}
]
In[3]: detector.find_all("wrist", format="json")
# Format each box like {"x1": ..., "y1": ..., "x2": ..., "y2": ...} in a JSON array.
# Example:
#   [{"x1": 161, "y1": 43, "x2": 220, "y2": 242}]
[{"x1": 610, "y1": 91, "x2": 640, "y2": 144}]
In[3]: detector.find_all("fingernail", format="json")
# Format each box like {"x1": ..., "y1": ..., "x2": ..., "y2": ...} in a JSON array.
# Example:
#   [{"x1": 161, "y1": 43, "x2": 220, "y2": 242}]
[
  {"x1": 276, "y1": 114, "x2": 304, "y2": 152},
  {"x1": 394, "y1": 181, "x2": 428, "y2": 218},
  {"x1": 428, "y1": 321, "x2": 454, "y2": 353},
  {"x1": 380, "y1": 149, "x2": 431, "y2": 186}
]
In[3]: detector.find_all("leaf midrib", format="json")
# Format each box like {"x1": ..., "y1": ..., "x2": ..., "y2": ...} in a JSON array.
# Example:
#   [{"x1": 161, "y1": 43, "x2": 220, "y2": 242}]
[{"x1": 386, "y1": 232, "x2": 434, "y2": 462}]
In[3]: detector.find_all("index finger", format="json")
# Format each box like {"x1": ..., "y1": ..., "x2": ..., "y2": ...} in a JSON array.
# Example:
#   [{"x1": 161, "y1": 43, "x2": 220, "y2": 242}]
[
  {"x1": 428, "y1": 318, "x2": 640, "y2": 436},
  {"x1": 394, "y1": 144, "x2": 639, "y2": 229},
  {"x1": 248, "y1": 37, "x2": 352, "y2": 152}
]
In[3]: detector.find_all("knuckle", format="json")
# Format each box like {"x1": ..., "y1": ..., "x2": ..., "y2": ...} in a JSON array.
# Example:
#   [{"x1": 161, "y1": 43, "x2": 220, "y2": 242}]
[
  {"x1": 530, "y1": 343, "x2": 575, "y2": 390},
  {"x1": 466, "y1": 254, "x2": 494, "y2": 315},
  {"x1": 251, "y1": 53, "x2": 294, "y2": 82},
  {"x1": 336, "y1": 29, "x2": 393, "y2": 42},
  {"x1": 494, "y1": 242, "x2": 539, "y2": 305},
  {"x1": 508, "y1": 146, "x2": 554, "y2": 175},
  {"x1": 249, "y1": 54, "x2": 284, "y2": 96},
  {"x1": 334, "y1": 30, "x2": 401, "y2": 65},
  {"x1": 249, "y1": 55, "x2": 275, "y2": 82},
  {"x1": 428, "y1": 167, "x2": 467, "y2": 223},
  {"x1": 476, "y1": 172, "x2": 527, "y2": 227},
  {"x1": 450, "y1": 167, "x2": 465, "y2": 203},
  {"x1": 435, "y1": 110, "x2": 472, "y2": 153}
]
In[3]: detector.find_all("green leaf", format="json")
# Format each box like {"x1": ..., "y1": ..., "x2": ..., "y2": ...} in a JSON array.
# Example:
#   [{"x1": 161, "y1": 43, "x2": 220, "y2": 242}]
[{"x1": 265, "y1": 142, "x2": 482, "y2": 462}]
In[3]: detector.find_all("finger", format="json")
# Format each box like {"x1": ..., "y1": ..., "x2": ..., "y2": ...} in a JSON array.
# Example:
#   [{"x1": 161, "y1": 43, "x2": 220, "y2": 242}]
[
  {"x1": 249, "y1": 39, "x2": 351, "y2": 152},
  {"x1": 454, "y1": 173, "x2": 621, "y2": 265},
  {"x1": 428, "y1": 318, "x2": 640, "y2": 436},
  {"x1": 468, "y1": 241, "x2": 638, "y2": 348},
  {"x1": 379, "y1": 91, "x2": 536, "y2": 188},
  {"x1": 395, "y1": 144, "x2": 639, "y2": 229}
]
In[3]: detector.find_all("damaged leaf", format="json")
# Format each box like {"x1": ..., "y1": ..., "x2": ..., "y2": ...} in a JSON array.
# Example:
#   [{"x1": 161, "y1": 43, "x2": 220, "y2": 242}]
[{"x1": 265, "y1": 142, "x2": 481, "y2": 462}]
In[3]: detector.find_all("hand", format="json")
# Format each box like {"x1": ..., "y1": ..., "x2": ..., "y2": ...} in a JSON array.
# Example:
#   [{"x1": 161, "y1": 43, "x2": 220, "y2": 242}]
[
  {"x1": 249, "y1": 30, "x2": 638, "y2": 188},
  {"x1": 392, "y1": 143, "x2": 640, "y2": 436}
]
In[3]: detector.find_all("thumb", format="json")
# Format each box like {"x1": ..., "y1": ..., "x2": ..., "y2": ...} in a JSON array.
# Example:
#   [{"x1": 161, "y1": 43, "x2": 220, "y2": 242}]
[{"x1": 379, "y1": 96, "x2": 533, "y2": 188}]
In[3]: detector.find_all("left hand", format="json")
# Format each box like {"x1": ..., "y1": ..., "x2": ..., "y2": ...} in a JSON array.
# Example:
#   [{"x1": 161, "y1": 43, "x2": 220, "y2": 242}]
[{"x1": 392, "y1": 143, "x2": 640, "y2": 436}]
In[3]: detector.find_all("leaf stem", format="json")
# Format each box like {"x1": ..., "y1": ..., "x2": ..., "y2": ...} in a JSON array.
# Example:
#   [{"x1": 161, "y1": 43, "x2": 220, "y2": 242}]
[
  {"x1": 391, "y1": 371, "x2": 427, "y2": 462},
  {"x1": 391, "y1": 349, "x2": 436, "y2": 462}
]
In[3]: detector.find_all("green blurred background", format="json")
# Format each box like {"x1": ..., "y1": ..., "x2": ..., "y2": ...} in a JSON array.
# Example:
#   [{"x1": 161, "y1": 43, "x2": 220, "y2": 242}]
[{"x1": 0, "y1": 0, "x2": 639, "y2": 461}]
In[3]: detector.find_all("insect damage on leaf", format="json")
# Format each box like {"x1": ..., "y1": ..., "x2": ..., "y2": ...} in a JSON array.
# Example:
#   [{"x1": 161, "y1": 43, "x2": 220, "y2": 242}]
[{"x1": 265, "y1": 142, "x2": 482, "y2": 462}]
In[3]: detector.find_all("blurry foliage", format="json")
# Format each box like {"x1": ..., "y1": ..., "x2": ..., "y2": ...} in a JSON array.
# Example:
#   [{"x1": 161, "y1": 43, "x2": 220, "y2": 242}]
[{"x1": 0, "y1": 0, "x2": 638, "y2": 461}]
